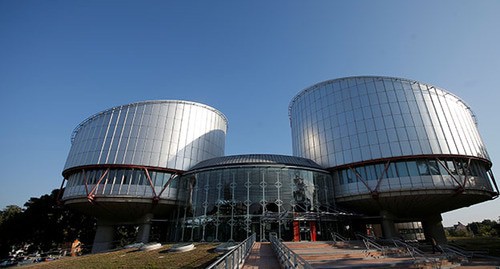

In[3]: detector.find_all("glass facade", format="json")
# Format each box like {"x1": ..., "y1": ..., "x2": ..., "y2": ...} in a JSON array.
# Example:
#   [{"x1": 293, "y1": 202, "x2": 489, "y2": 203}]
[
  {"x1": 289, "y1": 77, "x2": 490, "y2": 168},
  {"x1": 62, "y1": 168, "x2": 188, "y2": 202},
  {"x1": 61, "y1": 100, "x2": 227, "y2": 222},
  {"x1": 64, "y1": 100, "x2": 227, "y2": 172},
  {"x1": 289, "y1": 76, "x2": 496, "y2": 216},
  {"x1": 333, "y1": 157, "x2": 494, "y2": 199},
  {"x1": 178, "y1": 156, "x2": 334, "y2": 242}
]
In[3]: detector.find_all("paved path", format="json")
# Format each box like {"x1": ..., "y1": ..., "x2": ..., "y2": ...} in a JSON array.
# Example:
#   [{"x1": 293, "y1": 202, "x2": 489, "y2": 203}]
[{"x1": 242, "y1": 242, "x2": 281, "y2": 269}]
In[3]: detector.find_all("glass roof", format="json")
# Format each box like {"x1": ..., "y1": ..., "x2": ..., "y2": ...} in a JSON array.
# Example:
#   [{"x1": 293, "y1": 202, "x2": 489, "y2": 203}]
[{"x1": 189, "y1": 154, "x2": 324, "y2": 171}]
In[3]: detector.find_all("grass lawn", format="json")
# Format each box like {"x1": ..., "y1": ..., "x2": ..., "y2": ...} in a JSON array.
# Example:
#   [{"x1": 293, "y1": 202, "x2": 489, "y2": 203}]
[
  {"x1": 447, "y1": 236, "x2": 500, "y2": 257},
  {"x1": 23, "y1": 243, "x2": 222, "y2": 269}
]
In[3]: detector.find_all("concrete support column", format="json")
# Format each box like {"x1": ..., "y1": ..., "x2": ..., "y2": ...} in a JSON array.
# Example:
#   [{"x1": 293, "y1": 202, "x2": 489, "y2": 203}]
[
  {"x1": 92, "y1": 220, "x2": 114, "y2": 253},
  {"x1": 380, "y1": 210, "x2": 398, "y2": 239},
  {"x1": 422, "y1": 213, "x2": 447, "y2": 244},
  {"x1": 136, "y1": 213, "x2": 153, "y2": 243}
]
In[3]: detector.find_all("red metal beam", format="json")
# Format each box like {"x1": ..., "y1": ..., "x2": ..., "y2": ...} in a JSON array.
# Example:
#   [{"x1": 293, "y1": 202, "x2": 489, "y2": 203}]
[
  {"x1": 143, "y1": 168, "x2": 158, "y2": 201},
  {"x1": 373, "y1": 161, "x2": 391, "y2": 194},
  {"x1": 349, "y1": 167, "x2": 373, "y2": 194},
  {"x1": 435, "y1": 159, "x2": 463, "y2": 189},
  {"x1": 87, "y1": 168, "x2": 109, "y2": 202},
  {"x1": 157, "y1": 173, "x2": 179, "y2": 198}
]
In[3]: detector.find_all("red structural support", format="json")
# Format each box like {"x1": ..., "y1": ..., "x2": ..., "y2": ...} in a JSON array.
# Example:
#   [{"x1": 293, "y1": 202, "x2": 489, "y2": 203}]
[
  {"x1": 87, "y1": 168, "x2": 109, "y2": 202},
  {"x1": 310, "y1": 221, "x2": 317, "y2": 241},
  {"x1": 61, "y1": 164, "x2": 188, "y2": 205},
  {"x1": 143, "y1": 168, "x2": 158, "y2": 199},
  {"x1": 157, "y1": 173, "x2": 179, "y2": 199},
  {"x1": 293, "y1": 221, "x2": 300, "y2": 242},
  {"x1": 339, "y1": 156, "x2": 495, "y2": 199}
]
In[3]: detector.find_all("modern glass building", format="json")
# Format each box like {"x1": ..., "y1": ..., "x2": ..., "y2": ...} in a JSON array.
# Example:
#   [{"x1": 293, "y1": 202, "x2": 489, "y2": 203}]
[
  {"x1": 289, "y1": 76, "x2": 498, "y2": 241},
  {"x1": 61, "y1": 100, "x2": 227, "y2": 252},
  {"x1": 60, "y1": 76, "x2": 498, "y2": 251},
  {"x1": 177, "y1": 154, "x2": 337, "y2": 243}
]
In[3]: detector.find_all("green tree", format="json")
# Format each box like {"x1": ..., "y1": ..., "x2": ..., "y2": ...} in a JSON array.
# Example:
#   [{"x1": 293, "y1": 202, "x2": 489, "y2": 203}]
[
  {"x1": 0, "y1": 205, "x2": 22, "y2": 225},
  {"x1": 0, "y1": 205, "x2": 24, "y2": 256},
  {"x1": 0, "y1": 189, "x2": 96, "y2": 258},
  {"x1": 467, "y1": 219, "x2": 499, "y2": 237}
]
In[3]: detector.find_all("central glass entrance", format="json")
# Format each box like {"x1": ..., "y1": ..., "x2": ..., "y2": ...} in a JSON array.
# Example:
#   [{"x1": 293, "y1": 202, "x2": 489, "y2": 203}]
[{"x1": 293, "y1": 220, "x2": 317, "y2": 241}]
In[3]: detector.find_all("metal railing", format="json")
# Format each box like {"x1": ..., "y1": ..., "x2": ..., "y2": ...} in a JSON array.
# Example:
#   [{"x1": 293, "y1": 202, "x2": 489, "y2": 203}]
[
  {"x1": 206, "y1": 233, "x2": 256, "y2": 269},
  {"x1": 355, "y1": 233, "x2": 386, "y2": 254},
  {"x1": 269, "y1": 235, "x2": 313, "y2": 269},
  {"x1": 391, "y1": 239, "x2": 426, "y2": 260},
  {"x1": 440, "y1": 244, "x2": 470, "y2": 263},
  {"x1": 330, "y1": 232, "x2": 348, "y2": 243}
]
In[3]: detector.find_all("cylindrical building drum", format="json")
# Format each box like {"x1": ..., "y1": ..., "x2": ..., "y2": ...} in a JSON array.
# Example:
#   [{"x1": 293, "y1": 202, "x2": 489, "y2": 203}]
[
  {"x1": 289, "y1": 76, "x2": 497, "y2": 218},
  {"x1": 62, "y1": 100, "x2": 227, "y2": 220}
]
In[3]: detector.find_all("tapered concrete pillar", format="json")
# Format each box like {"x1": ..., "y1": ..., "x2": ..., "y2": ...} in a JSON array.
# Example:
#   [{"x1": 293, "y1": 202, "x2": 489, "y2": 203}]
[
  {"x1": 92, "y1": 220, "x2": 114, "y2": 253},
  {"x1": 422, "y1": 213, "x2": 447, "y2": 244},
  {"x1": 380, "y1": 210, "x2": 398, "y2": 239},
  {"x1": 136, "y1": 213, "x2": 153, "y2": 243}
]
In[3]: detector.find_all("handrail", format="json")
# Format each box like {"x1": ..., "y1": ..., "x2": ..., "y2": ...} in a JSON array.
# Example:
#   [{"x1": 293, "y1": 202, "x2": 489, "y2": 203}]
[
  {"x1": 391, "y1": 239, "x2": 426, "y2": 260},
  {"x1": 206, "y1": 233, "x2": 256, "y2": 269},
  {"x1": 330, "y1": 232, "x2": 348, "y2": 243},
  {"x1": 440, "y1": 244, "x2": 470, "y2": 263},
  {"x1": 269, "y1": 235, "x2": 313, "y2": 269},
  {"x1": 355, "y1": 233, "x2": 385, "y2": 253}
]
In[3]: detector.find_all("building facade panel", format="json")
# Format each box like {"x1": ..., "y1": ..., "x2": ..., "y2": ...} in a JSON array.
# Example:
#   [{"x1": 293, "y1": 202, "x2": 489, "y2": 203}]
[
  {"x1": 289, "y1": 77, "x2": 490, "y2": 168},
  {"x1": 289, "y1": 76, "x2": 496, "y2": 218},
  {"x1": 64, "y1": 100, "x2": 228, "y2": 172},
  {"x1": 61, "y1": 100, "x2": 227, "y2": 224},
  {"x1": 178, "y1": 155, "x2": 335, "y2": 242}
]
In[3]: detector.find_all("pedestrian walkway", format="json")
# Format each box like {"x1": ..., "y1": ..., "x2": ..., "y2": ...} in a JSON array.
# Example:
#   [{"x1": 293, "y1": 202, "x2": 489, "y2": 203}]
[{"x1": 242, "y1": 242, "x2": 281, "y2": 269}]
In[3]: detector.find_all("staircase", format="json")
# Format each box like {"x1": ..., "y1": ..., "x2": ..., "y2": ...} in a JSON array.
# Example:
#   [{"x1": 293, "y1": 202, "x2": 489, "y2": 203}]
[{"x1": 283, "y1": 240, "x2": 459, "y2": 269}]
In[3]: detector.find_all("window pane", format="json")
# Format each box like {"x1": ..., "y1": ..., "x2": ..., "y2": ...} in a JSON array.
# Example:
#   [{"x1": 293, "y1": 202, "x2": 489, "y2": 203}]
[
  {"x1": 407, "y1": 161, "x2": 419, "y2": 176},
  {"x1": 417, "y1": 160, "x2": 430, "y2": 176},
  {"x1": 428, "y1": 160, "x2": 440, "y2": 175},
  {"x1": 396, "y1": 162, "x2": 409, "y2": 177}
]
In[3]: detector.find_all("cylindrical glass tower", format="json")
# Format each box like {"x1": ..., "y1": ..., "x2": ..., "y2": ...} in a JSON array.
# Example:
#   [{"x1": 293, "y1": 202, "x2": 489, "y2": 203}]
[
  {"x1": 289, "y1": 76, "x2": 497, "y2": 219},
  {"x1": 178, "y1": 154, "x2": 334, "y2": 242},
  {"x1": 61, "y1": 100, "x2": 227, "y2": 252}
]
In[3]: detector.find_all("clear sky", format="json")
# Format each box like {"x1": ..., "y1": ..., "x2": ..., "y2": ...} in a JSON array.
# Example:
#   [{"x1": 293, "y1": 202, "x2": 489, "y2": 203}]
[{"x1": 1, "y1": 0, "x2": 499, "y2": 227}]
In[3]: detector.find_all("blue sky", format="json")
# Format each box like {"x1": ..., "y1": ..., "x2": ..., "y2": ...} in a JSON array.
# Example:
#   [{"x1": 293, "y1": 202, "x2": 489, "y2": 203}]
[{"x1": 1, "y1": 0, "x2": 499, "y2": 226}]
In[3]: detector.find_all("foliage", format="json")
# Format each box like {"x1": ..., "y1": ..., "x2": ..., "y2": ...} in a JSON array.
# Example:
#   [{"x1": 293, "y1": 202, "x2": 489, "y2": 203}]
[
  {"x1": 0, "y1": 189, "x2": 96, "y2": 258},
  {"x1": 114, "y1": 225, "x2": 139, "y2": 248},
  {"x1": 467, "y1": 219, "x2": 500, "y2": 237},
  {"x1": 0, "y1": 205, "x2": 22, "y2": 225},
  {"x1": 445, "y1": 228, "x2": 471, "y2": 237},
  {"x1": 446, "y1": 218, "x2": 500, "y2": 238}
]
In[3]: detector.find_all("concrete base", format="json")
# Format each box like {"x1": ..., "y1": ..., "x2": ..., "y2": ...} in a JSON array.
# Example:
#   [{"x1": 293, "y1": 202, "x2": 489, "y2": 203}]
[
  {"x1": 92, "y1": 220, "x2": 114, "y2": 253},
  {"x1": 380, "y1": 210, "x2": 398, "y2": 239},
  {"x1": 136, "y1": 213, "x2": 153, "y2": 243}
]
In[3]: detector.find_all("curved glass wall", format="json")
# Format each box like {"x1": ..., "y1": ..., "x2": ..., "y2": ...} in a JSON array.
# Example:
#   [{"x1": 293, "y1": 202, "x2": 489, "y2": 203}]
[
  {"x1": 332, "y1": 157, "x2": 495, "y2": 199},
  {"x1": 62, "y1": 168, "x2": 188, "y2": 201},
  {"x1": 64, "y1": 100, "x2": 227, "y2": 172},
  {"x1": 179, "y1": 166, "x2": 334, "y2": 242},
  {"x1": 289, "y1": 76, "x2": 490, "y2": 168}
]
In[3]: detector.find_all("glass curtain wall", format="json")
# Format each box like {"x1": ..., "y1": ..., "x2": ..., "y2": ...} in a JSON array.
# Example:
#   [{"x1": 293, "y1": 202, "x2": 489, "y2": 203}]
[
  {"x1": 332, "y1": 157, "x2": 494, "y2": 198},
  {"x1": 63, "y1": 169, "x2": 188, "y2": 201},
  {"x1": 179, "y1": 166, "x2": 333, "y2": 242}
]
